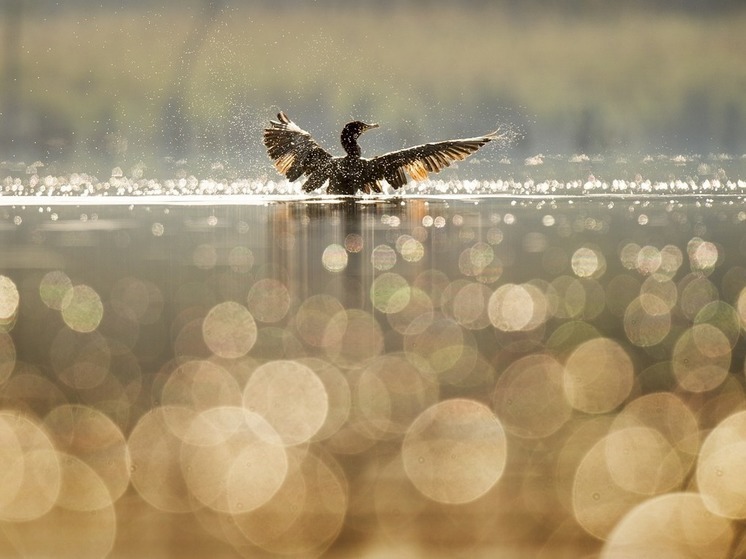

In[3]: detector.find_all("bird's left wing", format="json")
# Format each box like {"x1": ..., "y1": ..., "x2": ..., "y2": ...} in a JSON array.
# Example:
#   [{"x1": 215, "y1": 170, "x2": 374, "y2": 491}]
[
  {"x1": 367, "y1": 131, "x2": 502, "y2": 189},
  {"x1": 263, "y1": 112, "x2": 333, "y2": 189}
]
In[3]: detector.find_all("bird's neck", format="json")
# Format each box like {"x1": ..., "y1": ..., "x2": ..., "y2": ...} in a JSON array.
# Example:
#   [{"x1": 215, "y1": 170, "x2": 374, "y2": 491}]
[{"x1": 341, "y1": 132, "x2": 361, "y2": 157}]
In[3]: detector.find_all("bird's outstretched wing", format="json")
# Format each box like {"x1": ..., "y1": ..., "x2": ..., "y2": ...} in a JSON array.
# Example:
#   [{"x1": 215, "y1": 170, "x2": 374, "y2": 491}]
[
  {"x1": 368, "y1": 131, "x2": 502, "y2": 189},
  {"x1": 263, "y1": 112, "x2": 332, "y2": 191}
]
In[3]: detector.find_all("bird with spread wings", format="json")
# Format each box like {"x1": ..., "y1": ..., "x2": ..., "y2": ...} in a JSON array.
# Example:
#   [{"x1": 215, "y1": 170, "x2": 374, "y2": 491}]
[{"x1": 263, "y1": 111, "x2": 502, "y2": 195}]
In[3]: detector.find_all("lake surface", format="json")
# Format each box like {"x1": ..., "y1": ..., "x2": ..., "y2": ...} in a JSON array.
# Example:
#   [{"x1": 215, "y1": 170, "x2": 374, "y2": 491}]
[{"x1": 1, "y1": 175, "x2": 746, "y2": 556}]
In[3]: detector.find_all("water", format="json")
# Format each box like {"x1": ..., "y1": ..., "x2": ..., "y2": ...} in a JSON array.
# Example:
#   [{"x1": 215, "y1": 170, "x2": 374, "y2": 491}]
[
  {"x1": 1, "y1": 170, "x2": 746, "y2": 556},
  {"x1": 2, "y1": 151, "x2": 745, "y2": 197}
]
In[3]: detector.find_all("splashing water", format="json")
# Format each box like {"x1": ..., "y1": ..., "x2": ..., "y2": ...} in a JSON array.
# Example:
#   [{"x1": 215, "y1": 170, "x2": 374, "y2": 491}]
[{"x1": 1, "y1": 153, "x2": 744, "y2": 201}]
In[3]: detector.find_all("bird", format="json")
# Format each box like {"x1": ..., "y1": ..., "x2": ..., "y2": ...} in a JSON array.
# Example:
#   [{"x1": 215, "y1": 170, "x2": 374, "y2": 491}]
[{"x1": 263, "y1": 111, "x2": 502, "y2": 195}]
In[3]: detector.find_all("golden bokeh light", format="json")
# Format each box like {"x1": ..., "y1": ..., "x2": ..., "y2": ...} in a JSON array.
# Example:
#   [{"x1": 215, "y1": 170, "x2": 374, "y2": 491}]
[
  {"x1": 550, "y1": 275, "x2": 587, "y2": 320},
  {"x1": 564, "y1": 338, "x2": 634, "y2": 414},
  {"x1": 619, "y1": 242, "x2": 641, "y2": 271},
  {"x1": 413, "y1": 269, "x2": 450, "y2": 308},
  {"x1": 571, "y1": 245, "x2": 606, "y2": 279},
  {"x1": 694, "y1": 301, "x2": 741, "y2": 349},
  {"x1": 161, "y1": 360, "x2": 242, "y2": 412},
  {"x1": 322, "y1": 243, "x2": 348, "y2": 272},
  {"x1": 344, "y1": 233, "x2": 363, "y2": 253},
  {"x1": 688, "y1": 237, "x2": 719, "y2": 273},
  {"x1": 0, "y1": 276, "x2": 20, "y2": 330},
  {"x1": 611, "y1": 392, "x2": 699, "y2": 472},
  {"x1": 451, "y1": 281, "x2": 492, "y2": 330},
  {"x1": 355, "y1": 353, "x2": 439, "y2": 441},
  {"x1": 43, "y1": 404, "x2": 131, "y2": 505},
  {"x1": 180, "y1": 406, "x2": 288, "y2": 513},
  {"x1": 398, "y1": 235, "x2": 425, "y2": 263},
  {"x1": 697, "y1": 442, "x2": 746, "y2": 519},
  {"x1": 294, "y1": 294, "x2": 345, "y2": 348},
  {"x1": 493, "y1": 354, "x2": 571, "y2": 439},
  {"x1": 370, "y1": 272, "x2": 411, "y2": 314},
  {"x1": 659, "y1": 244, "x2": 684, "y2": 277},
  {"x1": 247, "y1": 278, "x2": 291, "y2": 323},
  {"x1": 640, "y1": 273, "x2": 677, "y2": 310},
  {"x1": 572, "y1": 431, "x2": 649, "y2": 539},
  {"x1": 488, "y1": 283, "x2": 548, "y2": 332},
  {"x1": 697, "y1": 411, "x2": 746, "y2": 519},
  {"x1": 679, "y1": 274, "x2": 719, "y2": 321},
  {"x1": 402, "y1": 399, "x2": 507, "y2": 504},
  {"x1": 38, "y1": 270, "x2": 72, "y2": 311},
  {"x1": 3, "y1": 198, "x2": 746, "y2": 556},
  {"x1": 385, "y1": 287, "x2": 434, "y2": 336},
  {"x1": 60, "y1": 284, "x2": 104, "y2": 333},
  {"x1": 403, "y1": 316, "x2": 466, "y2": 380},
  {"x1": 323, "y1": 309, "x2": 384, "y2": 369},
  {"x1": 243, "y1": 360, "x2": 328, "y2": 446},
  {"x1": 636, "y1": 245, "x2": 662, "y2": 276},
  {"x1": 228, "y1": 245, "x2": 255, "y2": 273},
  {"x1": 672, "y1": 324, "x2": 731, "y2": 392},
  {"x1": 202, "y1": 301, "x2": 257, "y2": 358},
  {"x1": 623, "y1": 294, "x2": 671, "y2": 347},
  {"x1": 602, "y1": 493, "x2": 732, "y2": 558},
  {"x1": 604, "y1": 427, "x2": 684, "y2": 495},
  {"x1": 230, "y1": 449, "x2": 347, "y2": 556},
  {"x1": 0, "y1": 412, "x2": 60, "y2": 522},
  {"x1": 0, "y1": 369, "x2": 69, "y2": 419},
  {"x1": 371, "y1": 244, "x2": 397, "y2": 271},
  {"x1": 299, "y1": 357, "x2": 351, "y2": 442},
  {"x1": 54, "y1": 453, "x2": 113, "y2": 512},
  {"x1": 127, "y1": 406, "x2": 198, "y2": 513}
]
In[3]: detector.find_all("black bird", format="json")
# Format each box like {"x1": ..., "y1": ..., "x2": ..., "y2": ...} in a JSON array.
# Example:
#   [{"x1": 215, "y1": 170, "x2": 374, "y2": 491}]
[{"x1": 263, "y1": 112, "x2": 502, "y2": 195}]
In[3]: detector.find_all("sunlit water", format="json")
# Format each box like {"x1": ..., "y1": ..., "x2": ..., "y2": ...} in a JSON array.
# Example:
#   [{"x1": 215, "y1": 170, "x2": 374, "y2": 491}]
[
  {"x1": 1, "y1": 164, "x2": 746, "y2": 557},
  {"x1": 2, "y1": 151, "x2": 745, "y2": 198}
]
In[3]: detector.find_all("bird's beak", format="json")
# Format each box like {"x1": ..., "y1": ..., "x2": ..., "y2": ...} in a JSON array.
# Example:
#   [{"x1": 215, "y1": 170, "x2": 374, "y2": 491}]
[{"x1": 363, "y1": 122, "x2": 379, "y2": 131}]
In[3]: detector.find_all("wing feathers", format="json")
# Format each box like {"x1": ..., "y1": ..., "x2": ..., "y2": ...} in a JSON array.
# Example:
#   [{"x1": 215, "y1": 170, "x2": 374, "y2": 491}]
[
  {"x1": 301, "y1": 171, "x2": 328, "y2": 193},
  {"x1": 264, "y1": 111, "x2": 502, "y2": 194},
  {"x1": 263, "y1": 112, "x2": 332, "y2": 185},
  {"x1": 370, "y1": 132, "x2": 501, "y2": 190}
]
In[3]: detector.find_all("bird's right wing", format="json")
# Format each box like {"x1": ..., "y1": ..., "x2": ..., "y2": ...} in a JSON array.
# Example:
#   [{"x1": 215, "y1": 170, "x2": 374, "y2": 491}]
[
  {"x1": 263, "y1": 112, "x2": 333, "y2": 190},
  {"x1": 368, "y1": 131, "x2": 502, "y2": 189}
]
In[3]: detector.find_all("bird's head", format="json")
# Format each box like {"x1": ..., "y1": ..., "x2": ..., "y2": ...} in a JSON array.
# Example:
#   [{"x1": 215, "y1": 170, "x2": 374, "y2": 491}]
[{"x1": 342, "y1": 120, "x2": 379, "y2": 140}]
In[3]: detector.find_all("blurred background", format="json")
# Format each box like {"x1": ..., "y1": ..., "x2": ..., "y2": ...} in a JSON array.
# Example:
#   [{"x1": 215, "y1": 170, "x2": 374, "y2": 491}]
[
  {"x1": 1, "y1": 0, "x2": 745, "y2": 177},
  {"x1": 3, "y1": 3, "x2": 746, "y2": 556}
]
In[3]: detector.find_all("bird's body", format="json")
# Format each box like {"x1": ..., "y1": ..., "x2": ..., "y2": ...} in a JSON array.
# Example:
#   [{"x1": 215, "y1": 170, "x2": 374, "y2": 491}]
[
  {"x1": 328, "y1": 155, "x2": 374, "y2": 195},
  {"x1": 263, "y1": 112, "x2": 501, "y2": 195}
]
